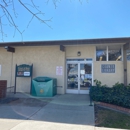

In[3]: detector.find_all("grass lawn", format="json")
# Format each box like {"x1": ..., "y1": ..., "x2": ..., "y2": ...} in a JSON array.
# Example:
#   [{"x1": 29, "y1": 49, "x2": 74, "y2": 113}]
[{"x1": 95, "y1": 105, "x2": 130, "y2": 129}]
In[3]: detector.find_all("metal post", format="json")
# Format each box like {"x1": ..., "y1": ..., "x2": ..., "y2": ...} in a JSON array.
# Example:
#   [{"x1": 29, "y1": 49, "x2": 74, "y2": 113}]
[
  {"x1": 14, "y1": 64, "x2": 17, "y2": 94},
  {"x1": 123, "y1": 48, "x2": 127, "y2": 86},
  {"x1": 89, "y1": 95, "x2": 93, "y2": 106},
  {"x1": 30, "y1": 64, "x2": 33, "y2": 94}
]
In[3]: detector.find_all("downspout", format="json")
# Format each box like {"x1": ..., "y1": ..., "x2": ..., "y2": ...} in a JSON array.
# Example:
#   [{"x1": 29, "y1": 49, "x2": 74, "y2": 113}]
[
  {"x1": 10, "y1": 52, "x2": 13, "y2": 92},
  {"x1": 123, "y1": 43, "x2": 129, "y2": 86}
]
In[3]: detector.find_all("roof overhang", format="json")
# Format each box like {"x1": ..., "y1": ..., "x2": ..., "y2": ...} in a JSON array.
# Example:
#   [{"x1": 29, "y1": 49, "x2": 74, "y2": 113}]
[{"x1": 0, "y1": 37, "x2": 130, "y2": 47}]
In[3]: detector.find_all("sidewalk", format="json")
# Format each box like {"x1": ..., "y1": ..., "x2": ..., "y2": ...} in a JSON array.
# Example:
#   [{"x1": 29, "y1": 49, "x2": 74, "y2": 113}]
[
  {"x1": 29, "y1": 94, "x2": 95, "y2": 125},
  {"x1": 0, "y1": 93, "x2": 126, "y2": 130}
]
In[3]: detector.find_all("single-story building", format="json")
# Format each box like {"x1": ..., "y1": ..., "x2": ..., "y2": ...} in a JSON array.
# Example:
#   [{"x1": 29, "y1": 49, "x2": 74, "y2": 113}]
[{"x1": 0, "y1": 37, "x2": 130, "y2": 95}]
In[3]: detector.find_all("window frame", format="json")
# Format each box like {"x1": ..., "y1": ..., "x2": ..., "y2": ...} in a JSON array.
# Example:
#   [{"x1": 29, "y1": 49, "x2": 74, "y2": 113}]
[
  {"x1": 126, "y1": 50, "x2": 130, "y2": 61},
  {"x1": 96, "y1": 46, "x2": 107, "y2": 61},
  {"x1": 96, "y1": 45, "x2": 123, "y2": 61}
]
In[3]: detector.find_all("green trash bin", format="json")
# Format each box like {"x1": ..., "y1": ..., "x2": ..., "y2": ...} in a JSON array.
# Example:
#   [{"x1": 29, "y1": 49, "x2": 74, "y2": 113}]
[{"x1": 31, "y1": 77, "x2": 57, "y2": 97}]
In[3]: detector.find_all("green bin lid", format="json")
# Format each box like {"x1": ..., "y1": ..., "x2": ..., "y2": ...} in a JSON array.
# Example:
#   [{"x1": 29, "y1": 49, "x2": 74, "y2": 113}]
[{"x1": 33, "y1": 77, "x2": 52, "y2": 82}]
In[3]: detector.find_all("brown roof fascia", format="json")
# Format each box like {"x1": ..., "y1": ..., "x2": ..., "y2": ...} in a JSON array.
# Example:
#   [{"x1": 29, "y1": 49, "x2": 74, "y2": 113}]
[{"x1": 0, "y1": 37, "x2": 130, "y2": 47}]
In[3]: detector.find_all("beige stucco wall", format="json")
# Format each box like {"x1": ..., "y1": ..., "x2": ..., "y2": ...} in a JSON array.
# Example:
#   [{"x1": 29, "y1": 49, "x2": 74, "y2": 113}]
[
  {"x1": 0, "y1": 46, "x2": 65, "y2": 94},
  {"x1": 127, "y1": 62, "x2": 130, "y2": 84},
  {"x1": 94, "y1": 61, "x2": 124, "y2": 87},
  {"x1": 0, "y1": 48, "x2": 12, "y2": 87},
  {"x1": 0, "y1": 43, "x2": 128, "y2": 94},
  {"x1": 65, "y1": 45, "x2": 95, "y2": 59}
]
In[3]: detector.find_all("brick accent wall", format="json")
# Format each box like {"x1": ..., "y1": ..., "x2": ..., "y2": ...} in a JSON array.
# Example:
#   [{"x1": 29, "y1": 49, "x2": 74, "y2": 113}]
[{"x1": 0, "y1": 80, "x2": 7, "y2": 99}]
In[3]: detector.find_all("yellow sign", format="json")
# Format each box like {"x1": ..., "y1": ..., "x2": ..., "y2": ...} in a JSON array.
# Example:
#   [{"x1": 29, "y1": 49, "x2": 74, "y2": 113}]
[{"x1": 40, "y1": 89, "x2": 44, "y2": 93}]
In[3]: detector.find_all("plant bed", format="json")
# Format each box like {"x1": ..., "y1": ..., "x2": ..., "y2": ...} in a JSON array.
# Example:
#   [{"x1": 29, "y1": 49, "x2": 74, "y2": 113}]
[
  {"x1": 90, "y1": 84, "x2": 130, "y2": 109},
  {"x1": 95, "y1": 104, "x2": 130, "y2": 129},
  {"x1": 95, "y1": 102, "x2": 130, "y2": 115}
]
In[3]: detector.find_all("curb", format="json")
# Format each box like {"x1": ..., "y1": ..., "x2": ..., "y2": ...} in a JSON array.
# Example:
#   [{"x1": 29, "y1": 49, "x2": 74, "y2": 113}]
[{"x1": 94, "y1": 102, "x2": 130, "y2": 115}]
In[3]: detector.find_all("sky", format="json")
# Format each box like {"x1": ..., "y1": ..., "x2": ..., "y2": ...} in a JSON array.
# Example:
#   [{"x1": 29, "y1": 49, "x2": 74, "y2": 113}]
[{"x1": 1, "y1": 0, "x2": 130, "y2": 42}]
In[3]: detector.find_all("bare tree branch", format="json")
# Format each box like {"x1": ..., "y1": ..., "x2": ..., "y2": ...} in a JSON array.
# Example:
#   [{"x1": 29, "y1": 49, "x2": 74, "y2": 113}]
[
  {"x1": 0, "y1": 18, "x2": 4, "y2": 41},
  {"x1": 12, "y1": 0, "x2": 18, "y2": 18},
  {"x1": 0, "y1": 3, "x2": 22, "y2": 34},
  {"x1": 0, "y1": 0, "x2": 53, "y2": 41},
  {"x1": 3, "y1": 0, "x2": 8, "y2": 6},
  {"x1": 0, "y1": 0, "x2": 85, "y2": 41},
  {"x1": 18, "y1": 0, "x2": 52, "y2": 28},
  {"x1": 31, "y1": 0, "x2": 41, "y2": 13}
]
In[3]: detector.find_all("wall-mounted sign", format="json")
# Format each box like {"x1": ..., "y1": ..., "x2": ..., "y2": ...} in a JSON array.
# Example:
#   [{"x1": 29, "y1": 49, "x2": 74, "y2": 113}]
[
  {"x1": 16, "y1": 64, "x2": 32, "y2": 77},
  {"x1": 56, "y1": 66, "x2": 63, "y2": 75},
  {"x1": 101, "y1": 64, "x2": 115, "y2": 73}
]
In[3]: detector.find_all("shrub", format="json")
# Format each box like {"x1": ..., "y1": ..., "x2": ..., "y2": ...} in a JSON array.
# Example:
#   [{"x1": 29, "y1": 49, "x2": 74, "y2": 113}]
[{"x1": 90, "y1": 81, "x2": 130, "y2": 108}]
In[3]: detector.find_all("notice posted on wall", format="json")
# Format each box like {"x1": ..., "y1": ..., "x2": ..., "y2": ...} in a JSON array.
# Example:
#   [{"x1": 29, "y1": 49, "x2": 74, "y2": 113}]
[
  {"x1": 0, "y1": 65, "x2": 1, "y2": 76},
  {"x1": 56, "y1": 66, "x2": 63, "y2": 75}
]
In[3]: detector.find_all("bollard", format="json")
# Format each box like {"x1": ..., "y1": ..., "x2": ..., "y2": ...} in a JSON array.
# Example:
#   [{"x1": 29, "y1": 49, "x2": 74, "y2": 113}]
[{"x1": 89, "y1": 95, "x2": 93, "y2": 106}]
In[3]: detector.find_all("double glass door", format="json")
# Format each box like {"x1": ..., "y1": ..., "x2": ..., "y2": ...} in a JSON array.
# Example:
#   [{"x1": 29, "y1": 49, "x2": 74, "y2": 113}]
[{"x1": 66, "y1": 61, "x2": 93, "y2": 94}]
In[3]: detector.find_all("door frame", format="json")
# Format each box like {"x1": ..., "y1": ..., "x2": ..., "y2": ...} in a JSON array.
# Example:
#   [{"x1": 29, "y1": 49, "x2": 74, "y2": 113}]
[{"x1": 66, "y1": 60, "x2": 93, "y2": 94}]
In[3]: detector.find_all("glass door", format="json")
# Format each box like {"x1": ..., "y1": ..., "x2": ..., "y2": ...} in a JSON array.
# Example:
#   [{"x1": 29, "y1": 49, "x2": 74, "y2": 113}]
[
  {"x1": 66, "y1": 61, "x2": 93, "y2": 94},
  {"x1": 66, "y1": 63, "x2": 79, "y2": 94},
  {"x1": 79, "y1": 63, "x2": 92, "y2": 94}
]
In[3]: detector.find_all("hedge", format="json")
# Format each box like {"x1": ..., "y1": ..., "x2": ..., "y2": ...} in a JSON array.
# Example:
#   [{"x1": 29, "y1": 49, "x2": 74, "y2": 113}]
[{"x1": 89, "y1": 85, "x2": 130, "y2": 109}]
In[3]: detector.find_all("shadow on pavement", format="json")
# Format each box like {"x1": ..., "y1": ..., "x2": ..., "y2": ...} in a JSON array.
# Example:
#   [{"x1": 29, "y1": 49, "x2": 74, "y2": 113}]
[{"x1": 0, "y1": 93, "x2": 95, "y2": 126}]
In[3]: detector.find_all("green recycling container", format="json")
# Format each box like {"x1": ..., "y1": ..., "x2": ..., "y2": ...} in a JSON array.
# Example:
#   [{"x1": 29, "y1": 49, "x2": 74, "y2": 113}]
[{"x1": 31, "y1": 77, "x2": 57, "y2": 97}]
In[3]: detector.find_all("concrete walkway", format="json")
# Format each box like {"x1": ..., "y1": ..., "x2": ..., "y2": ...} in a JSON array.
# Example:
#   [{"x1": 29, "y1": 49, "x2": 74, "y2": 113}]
[
  {"x1": 30, "y1": 94, "x2": 94, "y2": 125},
  {"x1": 0, "y1": 93, "x2": 126, "y2": 130}
]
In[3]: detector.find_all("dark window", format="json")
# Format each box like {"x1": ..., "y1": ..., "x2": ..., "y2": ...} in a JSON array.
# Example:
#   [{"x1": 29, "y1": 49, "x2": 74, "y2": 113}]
[
  {"x1": 127, "y1": 50, "x2": 130, "y2": 61},
  {"x1": 108, "y1": 46, "x2": 122, "y2": 61},
  {"x1": 96, "y1": 46, "x2": 106, "y2": 61}
]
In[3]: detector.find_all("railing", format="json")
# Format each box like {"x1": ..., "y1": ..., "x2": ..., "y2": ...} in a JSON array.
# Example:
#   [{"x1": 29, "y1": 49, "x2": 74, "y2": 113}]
[{"x1": 6, "y1": 86, "x2": 15, "y2": 93}]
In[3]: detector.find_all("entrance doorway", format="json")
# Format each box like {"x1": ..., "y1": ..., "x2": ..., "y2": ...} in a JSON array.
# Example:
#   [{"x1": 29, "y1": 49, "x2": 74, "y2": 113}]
[{"x1": 66, "y1": 60, "x2": 93, "y2": 94}]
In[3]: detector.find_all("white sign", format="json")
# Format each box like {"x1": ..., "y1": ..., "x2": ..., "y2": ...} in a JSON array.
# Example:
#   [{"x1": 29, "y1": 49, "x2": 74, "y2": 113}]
[
  {"x1": 24, "y1": 72, "x2": 30, "y2": 76},
  {"x1": 0, "y1": 65, "x2": 1, "y2": 76},
  {"x1": 80, "y1": 70, "x2": 85, "y2": 74},
  {"x1": 56, "y1": 66, "x2": 63, "y2": 75}
]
